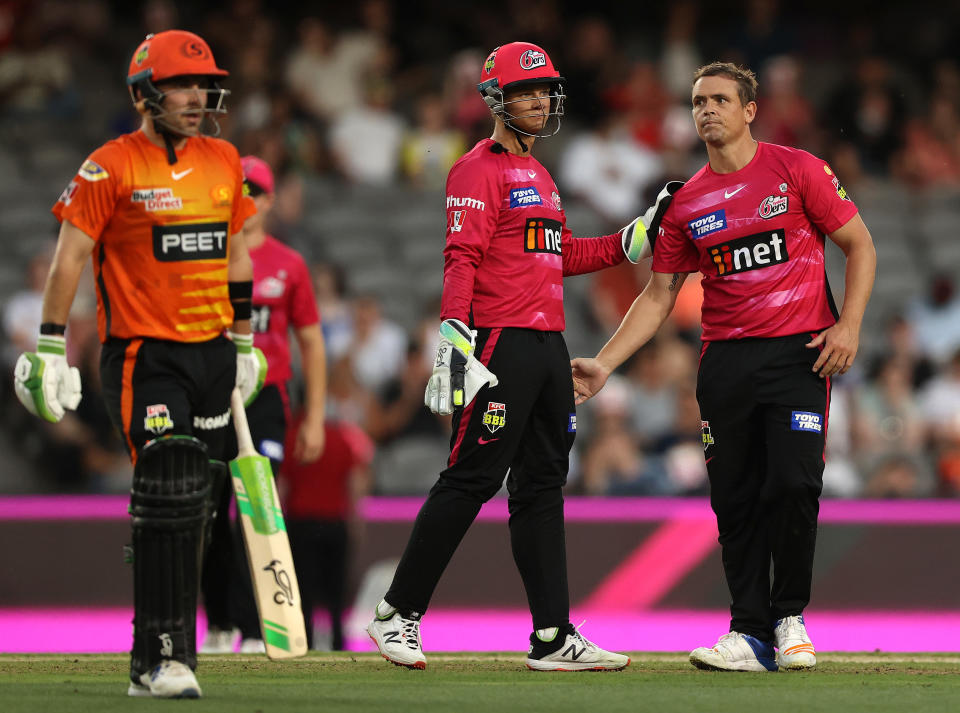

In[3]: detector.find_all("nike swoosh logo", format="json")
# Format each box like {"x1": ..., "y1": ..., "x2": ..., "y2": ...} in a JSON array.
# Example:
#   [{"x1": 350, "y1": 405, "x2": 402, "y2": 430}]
[
  {"x1": 528, "y1": 171, "x2": 536, "y2": 178},
  {"x1": 724, "y1": 185, "x2": 746, "y2": 199},
  {"x1": 477, "y1": 437, "x2": 500, "y2": 445},
  {"x1": 171, "y1": 168, "x2": 194, "y2": 180}
]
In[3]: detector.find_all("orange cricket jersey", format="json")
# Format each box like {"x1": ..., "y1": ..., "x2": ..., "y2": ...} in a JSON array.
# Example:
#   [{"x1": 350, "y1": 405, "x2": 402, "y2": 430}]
[{"x1": 52, "y1": 130, "x2": 256, "y2": 343}]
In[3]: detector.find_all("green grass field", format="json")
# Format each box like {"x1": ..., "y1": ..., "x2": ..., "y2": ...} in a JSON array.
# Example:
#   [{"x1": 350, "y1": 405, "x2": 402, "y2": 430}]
[{"x1": 3, "y1": 653, "x2": 960, "y2": 712}]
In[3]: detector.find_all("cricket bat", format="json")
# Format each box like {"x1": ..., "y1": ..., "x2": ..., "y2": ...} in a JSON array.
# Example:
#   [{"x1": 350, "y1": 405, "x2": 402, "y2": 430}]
[{"x1": 229, "y1": 387, "x2": 308, "y2": 659}]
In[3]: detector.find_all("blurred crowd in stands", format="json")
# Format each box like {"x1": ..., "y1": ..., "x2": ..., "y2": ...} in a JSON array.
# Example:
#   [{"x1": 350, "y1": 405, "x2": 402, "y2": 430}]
[{"x1": 2, "y1": 0, "x2": 960, "y2": 500}]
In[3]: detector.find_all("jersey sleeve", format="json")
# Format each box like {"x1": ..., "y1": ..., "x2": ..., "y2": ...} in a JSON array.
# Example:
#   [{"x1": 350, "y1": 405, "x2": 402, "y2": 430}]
[
  {"x1": 651, "y1": 207, "x2": 699, "y2": 274},
  {"x1": 288, "y1": 251, "x2": 320, "y2": 328},
  {"x1": 795, "y1": 152, "x2": 859, "y2": 235},
  {"x1": 51, "y1": 145, "x2": 121, "y2": 240},
  {"x1": 440, "y1": 157, "x2": 501, "y2": 322},
  {"x1": 561, "y1": 218, "x2": 624, "y2": 276},
  {"x1": 227, "y1": 145, "x2": 257, "y2": 235}
]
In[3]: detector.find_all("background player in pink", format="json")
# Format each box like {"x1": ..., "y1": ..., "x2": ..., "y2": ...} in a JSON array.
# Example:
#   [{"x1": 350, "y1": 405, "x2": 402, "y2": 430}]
[
  {"x1": 201, "y1": 155, "x2": 327, "y2": 653},
  {"x1": 572, "y1": 62, "x2": 876, "y2": 672},
  {"x1": 366, "y1": 42, "x2": 657, "y2": 672}
]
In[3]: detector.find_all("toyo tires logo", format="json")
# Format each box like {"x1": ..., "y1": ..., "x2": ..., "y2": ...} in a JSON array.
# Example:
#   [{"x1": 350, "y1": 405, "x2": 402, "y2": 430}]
[{"x1": 519, "y1": 49, "x2": 546, "y2": 70}]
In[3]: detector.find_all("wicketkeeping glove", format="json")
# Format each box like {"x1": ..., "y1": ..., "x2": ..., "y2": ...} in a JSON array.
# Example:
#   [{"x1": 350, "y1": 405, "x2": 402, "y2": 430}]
[
  {"x1": 621, "y1": 180, "x2": 685, "y2": 263},
  {"x1": 424, "y1": 318, "x2": 499, "y2": 415},
  {"x1": 14, "y1": 335, "x2": 82, "y2": 423},
  {"x1": 230, "y1": 331, "x2": 267, "y2": 407}
]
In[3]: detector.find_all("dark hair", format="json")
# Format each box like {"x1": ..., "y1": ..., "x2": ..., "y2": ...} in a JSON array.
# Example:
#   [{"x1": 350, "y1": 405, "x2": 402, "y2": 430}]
[{"x1": 693, "y1": 62, "x2": 758, "y2": 106}]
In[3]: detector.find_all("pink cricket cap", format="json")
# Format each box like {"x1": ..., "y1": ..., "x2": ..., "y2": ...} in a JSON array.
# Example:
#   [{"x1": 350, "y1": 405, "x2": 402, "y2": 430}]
[{"x1": 241, "y1": 155, "x2": 275, "y2": 194}]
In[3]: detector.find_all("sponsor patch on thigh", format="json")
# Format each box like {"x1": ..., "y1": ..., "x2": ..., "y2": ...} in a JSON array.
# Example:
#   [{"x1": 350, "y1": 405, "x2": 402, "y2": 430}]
[{"x1": 791, "y1": 410, "x2": 823, "y2": 433}]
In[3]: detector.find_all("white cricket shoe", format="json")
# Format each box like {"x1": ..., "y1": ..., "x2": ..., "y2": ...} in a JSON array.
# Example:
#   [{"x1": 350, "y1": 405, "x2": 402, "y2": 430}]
[
  {"x1": 127, "y1": 660, "x2": 202, "y2": 698},
  {"x1": 689, "y1": 632, "x2": 778, "y2": 672},
  {"x1": 199, "y1": 626, "x2": 239, "y2": 654},
  {"x1": 526, "y1": 623, "x2": 630, "y2": 672},
  {"x1": 775, "y1": 615, "x2": 816, "y2": 670},
  {"x1": 239, "y1": 638, "x2": 266, "y2": 654},
  {"x1": 366, "y1": 599, "x2": 426, "y2": 669}
]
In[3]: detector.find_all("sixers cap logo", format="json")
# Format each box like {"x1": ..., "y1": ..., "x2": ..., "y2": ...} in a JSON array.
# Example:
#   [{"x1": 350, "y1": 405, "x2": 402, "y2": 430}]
[{"x1": 519, "y1": 49, "x2": 546, "y2": 70}]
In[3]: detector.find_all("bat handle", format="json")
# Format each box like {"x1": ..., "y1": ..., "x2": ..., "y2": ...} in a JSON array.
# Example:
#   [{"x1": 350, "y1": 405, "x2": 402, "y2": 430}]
[{"x1": 231, "y1": 387, "x2": 257, "y2": 456}]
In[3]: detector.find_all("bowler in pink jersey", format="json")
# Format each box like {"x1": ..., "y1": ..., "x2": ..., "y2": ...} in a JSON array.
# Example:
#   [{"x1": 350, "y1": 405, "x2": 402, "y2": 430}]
[{"x1": 572, "y1": 62, "x2": 876, "y2": 672}]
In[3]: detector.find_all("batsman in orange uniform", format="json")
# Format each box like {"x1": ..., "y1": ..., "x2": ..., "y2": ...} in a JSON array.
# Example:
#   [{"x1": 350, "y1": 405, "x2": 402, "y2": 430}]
[{"x1": 13, "y1": 30, "x2": 265, "y2": 698}]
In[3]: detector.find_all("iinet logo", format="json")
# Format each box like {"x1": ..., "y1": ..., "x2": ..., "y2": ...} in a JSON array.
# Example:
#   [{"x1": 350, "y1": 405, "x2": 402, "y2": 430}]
[{"x1": 709, "y1": 230, "x2": 787, "y2": 276}]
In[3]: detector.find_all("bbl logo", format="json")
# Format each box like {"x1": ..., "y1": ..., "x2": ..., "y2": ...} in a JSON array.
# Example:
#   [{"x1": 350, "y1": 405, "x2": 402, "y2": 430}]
[
  {"x1": 701, "y1": 420, "x2": 714, "y2": 451},
  {"x1": 524, "y1": 217, "x2": 562, "y2": 255},
  {"x1": 145, "y1": 404, "x2": 174, "y2": 435},
  {"x1": 709, "y1": 230, "x2": 787, "y2": 276},
  {"x1": 483, "y1": 401, "x2": 506, "y2": 433}
]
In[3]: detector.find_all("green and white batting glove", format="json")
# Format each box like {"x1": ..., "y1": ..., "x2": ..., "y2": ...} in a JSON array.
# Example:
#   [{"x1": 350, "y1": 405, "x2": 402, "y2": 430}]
[
  {"x1": 14, "y1": 335, "x2": 82, "y2": 423},
  {"x1": 621, "y1": 180, "x2": 685, "y2": 263},
  {"x1": 424, "y1": 318, "x2": 499, "y2": 415},
  {"x1": 230, "y1": 331, "x2": 267, "y2": 407}
]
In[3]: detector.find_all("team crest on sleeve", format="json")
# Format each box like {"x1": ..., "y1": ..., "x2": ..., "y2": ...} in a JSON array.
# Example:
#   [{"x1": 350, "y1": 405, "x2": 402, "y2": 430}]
[
  {"x1": 58, "y1": 180, "x2": 79, "y2": 206},
  {"x1": 144, "y1": 404, "x2": 174, "y2": 435},
  {"x1": 78, "y1": 160, "x2": 109, "y2": 182},
  {"x1": 448, "y1": 210, "x2": 465, "y2": 233},
  {"x1": 552, "y1": 191, "x2": 562, "y2": 211},
  {"x1": 483, "y1": 401, "x2": 506, "y2": 433}
]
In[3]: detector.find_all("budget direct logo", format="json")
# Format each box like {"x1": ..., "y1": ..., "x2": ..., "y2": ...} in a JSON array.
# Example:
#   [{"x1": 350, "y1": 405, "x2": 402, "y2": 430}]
[
  {"x1": 523, "y1": 218, "x2": 562, "y2": 255},
  {"x1": 510, "y1": 186, "x2": 542, "y2": 208},
  {"x1": 688, "y1": 209, "x2": 726, "y2": 239},
  {"x1": 791, "y1": 411, "x2": 823, "y2": 433},
  {"x1": 709, "y1": 230, "x2": 787, "y2": 276}
]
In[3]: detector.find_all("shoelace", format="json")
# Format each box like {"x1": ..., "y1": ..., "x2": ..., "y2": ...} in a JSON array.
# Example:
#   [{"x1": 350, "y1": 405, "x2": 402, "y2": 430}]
[
  {"x1": 779, "y1": 618, "x2": 808, "y2": 643},
  {"x1": 571, "y1": 620, "x2": 598, "y2": 653},
  {"x1": 401, "y1": 618, "x2": 421, "y2": 650}
]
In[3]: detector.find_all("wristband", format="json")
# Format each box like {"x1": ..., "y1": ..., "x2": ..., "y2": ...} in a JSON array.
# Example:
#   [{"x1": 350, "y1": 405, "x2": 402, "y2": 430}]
[
  {"x1": 231, "y1": 300, "x2": 252, "y2": 321},
  {"x1": 228, "y1": 281, "x2": 253, "y2": 299},
  {"x1": 40, "y1": 323, "x2": 66, "y2": 336}
]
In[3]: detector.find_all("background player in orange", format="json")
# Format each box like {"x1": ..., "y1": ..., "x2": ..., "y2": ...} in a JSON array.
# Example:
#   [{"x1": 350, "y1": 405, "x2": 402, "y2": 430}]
[
  {"x1": 200, "y1": 155, "x2": 327, "y2": 654},
  {"x1": 572, "y1": 62, "x2": 876, "y2": 672},
  {"x1": 13, "y1": 30, "x2": 266, "y2": 698}
]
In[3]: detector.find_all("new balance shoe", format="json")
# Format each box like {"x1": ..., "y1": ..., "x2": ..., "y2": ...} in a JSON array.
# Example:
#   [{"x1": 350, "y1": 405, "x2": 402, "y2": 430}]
[
  {"x1": 127, "y1": 660, "x2": 202, "y2": 698},
  {"x1": 366, "y1": 599, "x2": 426, "y2": 669},
  {"x1": 239, "y1": 638, "x2": 266, "y2": 654},
  {"x1": 526, "y1": 623, "x2": 630, "y2": 671},
  {"x1": 774, "y1": 615, "x2": 816, "y2": 670},
  {"x1": 199, "y1": 626, "x2": 239, "y2": 654},
  {"x1": 689, "y1": 632, "x2": 778, "y2": 672}
]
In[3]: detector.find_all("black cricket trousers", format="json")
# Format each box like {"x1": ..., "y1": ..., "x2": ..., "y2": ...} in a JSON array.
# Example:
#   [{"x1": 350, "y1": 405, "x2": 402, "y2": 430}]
[
  {"x1": 386, "y1": 327, "x2": 577, "y2": 630},
  {"x1": 697, "y1": 332, "x2": 830, "y2": 642}
]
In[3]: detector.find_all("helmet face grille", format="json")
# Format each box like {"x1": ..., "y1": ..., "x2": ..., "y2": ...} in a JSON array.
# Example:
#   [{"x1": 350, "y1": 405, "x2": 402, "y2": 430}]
[{"x1": 480, "y1": 81, "x2": 566, "y2": 139}]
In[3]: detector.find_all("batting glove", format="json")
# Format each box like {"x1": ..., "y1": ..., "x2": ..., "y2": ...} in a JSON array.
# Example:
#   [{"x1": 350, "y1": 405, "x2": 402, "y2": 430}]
[
  {"x1": 424, "y1": 318, "x2": 498, "y2": 415},
  {"x1": 14, "y1": 334, "x2": 82, "y2": 423},
  {"x1": 230, "y1": 331, "x2": 267, "y2": 407},
  {"x1": 621, "y1": 180, "x2": 685, "y2": 263}
]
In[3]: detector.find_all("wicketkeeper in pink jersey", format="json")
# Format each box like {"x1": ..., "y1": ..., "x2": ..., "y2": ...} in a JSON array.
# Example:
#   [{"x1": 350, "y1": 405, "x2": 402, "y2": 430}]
[
  {"x1": 200, "y1": 156, "x2": 327, "y2": 653},
  {"x1": 572, "y1": 62, "x2": 877, "y2": 672},
  {"x1": 365, "y1": 41, "x2": 664, "y2": 672}
]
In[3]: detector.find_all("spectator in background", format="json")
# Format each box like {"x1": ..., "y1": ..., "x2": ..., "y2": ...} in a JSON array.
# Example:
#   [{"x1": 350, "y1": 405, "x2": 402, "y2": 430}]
[
  {"x1": 312, "y1": 262, "x2": 353, "y2": 361},
  {"x1": 285, "y1": 17, "x2": 380, "y2": 123},
  {"x1": 444, "y1": 50, "x2": 493, "y2": 145},
  {"x1": 2, "y1": 245, "x2": 53, "y2": 364},
  {"x1": 853, "y1": 356, "x2": 929, "y2": 490},
  {"x1": 343, "y1": 293, "x2": 406, "y2": 392},
  {"x1": 624, "y1": 343, "x2": 677, "y2": 448},
  {"x1": 751, "y1": 55, "x2": 816, "y2": 151},
  {"x1": 871, "y1": 313, "x2": 935, "y2": 389},
  {"x1": 907, "y1": 274, "x2": 960, "y2": 365},
  {"x1": 607, "y1": 61, "x2": 671, "y2": 151},
  {"x1": 559, "y1": 16, "x2": 623, "y2": 126},
  {"x1": 329, "y1": 78, "x2": 405, "y2": 185},
  {"x1": 0, "y1": 13, "x2": 76, "y2": 116},
  {"x1": 824, "y1": 56, "x2": 906, "y2": 175},
  {"x1": 282, "y1": 407, "x2": 373, "y2": 650},
  {"x1": 895, "y1": 93, "x2": 960, "y2": 188},
  {"x1": 919, "y1": 349, "x2": 960, "y2": 494},
  {"x1": 559, "y1": 109, "x2": 663, "y2": 226},
  {"x1": 401, "y1": 93, "x2": 466, "y2": 190}
]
